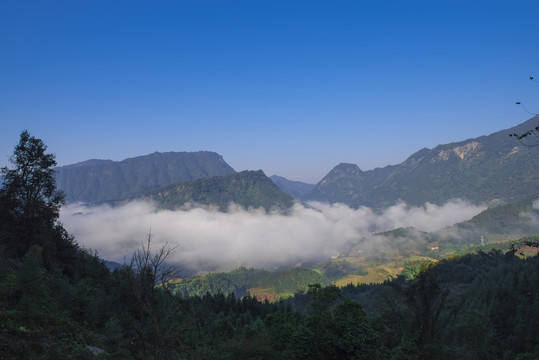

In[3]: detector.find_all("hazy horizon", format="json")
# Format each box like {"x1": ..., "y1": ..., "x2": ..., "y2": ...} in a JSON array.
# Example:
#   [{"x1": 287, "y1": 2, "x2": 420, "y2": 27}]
[{"x1": 1, "y1": 1, "x2": 538, "y2": 183}]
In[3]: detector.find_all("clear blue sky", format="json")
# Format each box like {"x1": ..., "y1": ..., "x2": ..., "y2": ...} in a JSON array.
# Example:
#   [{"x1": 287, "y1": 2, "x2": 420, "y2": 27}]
[{"x1": 1, "y1": 0, "x2": 538, "y2": 183}]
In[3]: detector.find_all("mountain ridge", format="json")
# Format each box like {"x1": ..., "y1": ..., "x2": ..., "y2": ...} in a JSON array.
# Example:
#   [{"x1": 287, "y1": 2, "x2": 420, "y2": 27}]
[
  {"x1": 54, "y1": 116, "x2": 539, "y2": 210},
  {"x1": 149, "y1": 170, "x2": 295, "y2": 212},
  {"x1": 303, "y1": 115, "x2": 539, "y2": 208},
  {"x1": 55, "y1": 151, "x2": 236, "y2": 204}
]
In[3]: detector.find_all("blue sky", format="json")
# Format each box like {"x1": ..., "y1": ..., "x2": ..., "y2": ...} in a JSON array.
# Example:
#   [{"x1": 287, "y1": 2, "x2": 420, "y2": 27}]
[{"x1": 1, "y1": 1, "x2": 538, "y2": 183}]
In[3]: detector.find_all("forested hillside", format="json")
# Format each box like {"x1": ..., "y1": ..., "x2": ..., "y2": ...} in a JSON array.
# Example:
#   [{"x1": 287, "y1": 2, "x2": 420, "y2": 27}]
[
  {"x1": 172, "y1": 267, "x2": 331, "y2": 301},
  {"x1": 2, "y1": 131, "x2": 539, "y2": 359},
  {"x1": 304, "y1": 115, "x2": 539, "y2": 208},
  {"x1": 336, "y1": 249, "x2": 539, "y2": 360},
  {"x1": 149, "y1": 170, "x2": 295, "y2": 211}
]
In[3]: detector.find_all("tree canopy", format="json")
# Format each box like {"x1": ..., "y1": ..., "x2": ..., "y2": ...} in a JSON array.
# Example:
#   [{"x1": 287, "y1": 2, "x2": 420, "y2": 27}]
[{"x1": 0, "y1": 130, "x2": 65, "y2": 259}]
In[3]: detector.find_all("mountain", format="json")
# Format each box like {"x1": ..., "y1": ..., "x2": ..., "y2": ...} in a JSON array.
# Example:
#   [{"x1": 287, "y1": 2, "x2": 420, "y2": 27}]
[
  {"x1": 448, "y1": 195, "x2": 539, "y2": 237},
  {"x1": 149, "y1": 170, "x2": 295, "y2": 211},
  {"x1": 55, "y1": 151, "x2": 236, "y2": 204},
  {"x1": 270, "y1": 175, "x2": 315, "y2": 198},
  {"x1": 304, "y1": 115, "x2": 539, "y2": 208}
]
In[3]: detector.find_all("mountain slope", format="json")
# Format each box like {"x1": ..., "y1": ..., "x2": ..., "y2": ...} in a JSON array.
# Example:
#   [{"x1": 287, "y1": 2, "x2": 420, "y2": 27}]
[
  {"x1": 270, "y1": 175, "x2": 315, "y2": 198},
  {"x1": 172, "y1": 267, "x2": 331, "y2": 300},
  {"x1": 445, "y1": 195, "x2": 539, "y2": 238},
  {"x1": 149, "y1": 170, "x2": 295, "y2": 211},
  {"x1": 55, "y1": 151, "x2": 236, "y2": 204},
  {"x1": 304, "y1": 115, "x2": 539, "y2": 208}
]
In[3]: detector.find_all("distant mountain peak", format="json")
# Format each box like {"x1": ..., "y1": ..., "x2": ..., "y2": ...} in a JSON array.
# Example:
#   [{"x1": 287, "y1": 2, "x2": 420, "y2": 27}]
[
  {"x1": 318, "y1": 163, "x2": 363, "y2": 186},
  {"x1": 333, "y1": 163, "x2": 362, "y2": 172},
  {"x1": 55, "y1": 151, "x2": 236, "y2": 204},
  {"x1": 303, "y1": 115, "x2": 539, "y2": 208}
]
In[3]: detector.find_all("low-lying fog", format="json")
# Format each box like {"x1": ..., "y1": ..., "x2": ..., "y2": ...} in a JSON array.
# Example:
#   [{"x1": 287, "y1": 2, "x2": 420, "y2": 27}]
[{"x1": 60, "y1": 200, "x2": 485, "y2": 273}]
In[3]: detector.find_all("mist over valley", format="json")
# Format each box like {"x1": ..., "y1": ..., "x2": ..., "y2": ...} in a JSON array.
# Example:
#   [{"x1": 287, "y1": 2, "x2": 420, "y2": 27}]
[
  {"x1": 3, "y1": 3, "x2": 539, "y2": 357},
  {"x1": 60, "y1": 199, "x2": 486, "y2": 274},
  {"x1": 55, "y1": 116, "x2": 539, "y2": 275}
]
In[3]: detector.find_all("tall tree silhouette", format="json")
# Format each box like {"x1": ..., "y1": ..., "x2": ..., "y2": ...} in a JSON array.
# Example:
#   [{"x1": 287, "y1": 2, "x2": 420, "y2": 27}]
[{"x1": 0, "y1": 130, "x2": 65, "y2": 258}]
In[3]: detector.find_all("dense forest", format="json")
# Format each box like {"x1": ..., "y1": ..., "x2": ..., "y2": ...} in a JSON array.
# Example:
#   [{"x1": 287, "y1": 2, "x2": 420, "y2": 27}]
[{"x1": 1, "y1": 131, "x2": 539, "y2": 359}]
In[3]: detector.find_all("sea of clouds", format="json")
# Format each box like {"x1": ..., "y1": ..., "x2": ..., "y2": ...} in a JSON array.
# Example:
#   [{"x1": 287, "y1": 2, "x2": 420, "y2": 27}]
[{"x1": 60, "y1": 199, "x2": 486, "y2": 273}]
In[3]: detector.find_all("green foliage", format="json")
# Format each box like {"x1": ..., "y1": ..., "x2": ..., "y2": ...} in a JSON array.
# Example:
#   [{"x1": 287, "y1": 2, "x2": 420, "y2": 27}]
[
  {"x1": 335, "y1": 250, "x2": 539, "y2": 360},
  {"x1": 332, "y1": 300, "x2": 387, "y2": 360},
  {"x1": 0, "y1": 130, "x2": 65, "y2": 259},
  {"x1": 3, "y1": 131, "x2": 539, "y2": 359},
  {"x1": 321, "y1": 259, "x2": 357, "y2": 281},
  {"x1": 401, "y1": 257, "x2": 437, "y2": 280},
  {"x1": 283, "y1": 285, "x2": 388, "y2": 360},
  {"x1": 173, "y1": 267, "x2": 331, "y2": 298},
  {"x1": 151, "y1": 170, "x2": 295, "y2": 212},
  {"x1": 2, "y1": 227, "x2": 538, "y2": 359}
]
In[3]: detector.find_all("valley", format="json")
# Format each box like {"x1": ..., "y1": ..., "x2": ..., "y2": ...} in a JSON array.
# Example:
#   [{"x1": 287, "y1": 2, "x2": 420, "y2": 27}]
[
  {"x1": 170, "y1": 230, "x2": 539, "y2": 301},
  {"x1": 3, "y1": 3, "x2": 539, "y2": 357},
  {"x1": 53, "y1": 116, "x2": 539, "y2": 297},
  {"x1": 4, "y1": 118, "x2": 539, "y2": 359}
]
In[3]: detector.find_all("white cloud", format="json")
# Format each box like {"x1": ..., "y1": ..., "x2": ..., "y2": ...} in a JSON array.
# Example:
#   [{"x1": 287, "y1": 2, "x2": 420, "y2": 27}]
[{"x1": 60, "y1": 199, "x2": 485, "y2": 273}]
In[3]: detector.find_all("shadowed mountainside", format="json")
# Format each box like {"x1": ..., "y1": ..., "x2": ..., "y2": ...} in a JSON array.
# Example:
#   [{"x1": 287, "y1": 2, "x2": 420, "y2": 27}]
[
  {"x1": 55, "y1": 151, "x2": 236, "y2": 204},
  {"x1": 149, "y1": 170, "x2": 295, "y2": 212},
  {"x1": 270, "y1": 175, "x2": 315, "y2": 198}
]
